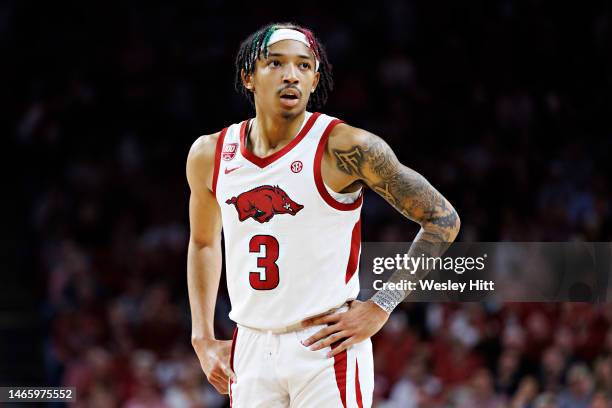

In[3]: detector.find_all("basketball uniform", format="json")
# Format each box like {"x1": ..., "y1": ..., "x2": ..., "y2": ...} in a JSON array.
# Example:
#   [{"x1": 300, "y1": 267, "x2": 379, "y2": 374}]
[{"x1": 213, "y1": 112, "x2": 373, "y2": 407}]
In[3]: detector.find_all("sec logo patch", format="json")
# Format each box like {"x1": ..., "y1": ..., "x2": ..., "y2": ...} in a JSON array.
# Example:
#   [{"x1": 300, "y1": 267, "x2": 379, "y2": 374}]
[{"x1": 291, "y1": 160, "x2": 303, "y2": 173}]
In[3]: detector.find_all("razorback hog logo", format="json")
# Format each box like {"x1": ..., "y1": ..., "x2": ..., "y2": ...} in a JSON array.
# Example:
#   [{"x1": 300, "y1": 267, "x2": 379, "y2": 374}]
[{"x1": 225, "y1": 185, "x2": 304, "y2": 223}]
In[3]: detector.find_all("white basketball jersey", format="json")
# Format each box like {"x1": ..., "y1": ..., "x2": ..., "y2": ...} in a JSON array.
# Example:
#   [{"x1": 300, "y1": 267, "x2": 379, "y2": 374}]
[{"x1": 213, "y1": 112, "x2": 363, "y2": 330}]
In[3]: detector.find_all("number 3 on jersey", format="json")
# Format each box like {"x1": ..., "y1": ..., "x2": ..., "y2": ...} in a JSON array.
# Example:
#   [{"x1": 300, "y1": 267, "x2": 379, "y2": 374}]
[{"x1": 249, "y1": 235, "x2": 279, "y2": 290}]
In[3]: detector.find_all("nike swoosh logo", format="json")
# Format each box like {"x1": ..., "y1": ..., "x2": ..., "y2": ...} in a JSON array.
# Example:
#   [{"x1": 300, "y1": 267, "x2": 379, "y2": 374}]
[{"x1": 224, "y1": 166, "x2": 242, "y2": 174}]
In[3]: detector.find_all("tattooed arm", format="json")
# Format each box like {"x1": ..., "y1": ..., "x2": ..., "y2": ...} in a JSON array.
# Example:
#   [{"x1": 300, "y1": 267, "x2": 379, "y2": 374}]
[
  {"x1": 301, "y1": 123, "x2": 460, "y2": 356},
  {"x1": 324, "y1": 123, "x2": 461, "y2": 312}
]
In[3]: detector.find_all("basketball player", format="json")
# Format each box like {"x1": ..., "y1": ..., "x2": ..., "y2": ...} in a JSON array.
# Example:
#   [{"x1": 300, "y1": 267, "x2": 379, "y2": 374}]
[{"x1": 187, "y1": 23, "x2": 460, "y2": 407}]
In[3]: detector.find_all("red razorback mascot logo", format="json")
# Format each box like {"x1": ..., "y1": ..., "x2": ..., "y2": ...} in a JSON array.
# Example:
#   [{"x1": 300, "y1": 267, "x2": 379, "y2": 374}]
[{"x1": 226, "y1": 185, "x2": 304, "y2": 223}]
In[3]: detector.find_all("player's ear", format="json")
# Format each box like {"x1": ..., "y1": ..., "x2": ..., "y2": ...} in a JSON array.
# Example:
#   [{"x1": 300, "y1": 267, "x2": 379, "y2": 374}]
[
  {"x1": 241, "y1": 69, "x2": 255, "y2": 93},
  {"x1": 313, "y1": 71, "x2": 320, "y2": 88},
  {"x1": 310, "y1": 71, "x2": 320, "y2": 94}
]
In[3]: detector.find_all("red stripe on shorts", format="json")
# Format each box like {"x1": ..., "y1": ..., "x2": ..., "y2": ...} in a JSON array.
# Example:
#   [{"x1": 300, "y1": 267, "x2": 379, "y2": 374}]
[
  {"x1": 355, "y1": 359, "x2": 363, "y2": 408},
  {"x1": 332, "y1": 343, "x2": 347, "y2": 408}
]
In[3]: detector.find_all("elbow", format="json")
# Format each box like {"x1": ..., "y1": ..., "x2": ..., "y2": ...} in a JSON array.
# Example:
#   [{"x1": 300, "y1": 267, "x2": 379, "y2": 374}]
[
  {"x1": 442, "y1": 207, "x2": 461, "y2": 242},
  {"x1": 451, "y1": 211, "x2": 461, "y2": 241},
  {"x1": 189, "y1": 234, "x2": 218, "y2": 250},
  {"x1": 441, "y1": 199, "x2": 461, "y2": 242},
  {"x1": 422, "y1": 208, "x2": 460, "y2": 243}
]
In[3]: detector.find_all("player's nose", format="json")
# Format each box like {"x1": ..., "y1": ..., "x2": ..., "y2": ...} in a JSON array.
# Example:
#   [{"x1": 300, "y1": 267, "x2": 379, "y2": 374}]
[{"x1": 282, "y1": 63, "x2": 299, "y2": 84}]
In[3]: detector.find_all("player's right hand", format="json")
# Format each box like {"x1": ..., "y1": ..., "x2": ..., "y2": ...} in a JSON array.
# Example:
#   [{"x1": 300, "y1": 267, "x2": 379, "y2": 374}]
[{"x1": 192, "y1": 337, "x2": 236, "y2": 394}]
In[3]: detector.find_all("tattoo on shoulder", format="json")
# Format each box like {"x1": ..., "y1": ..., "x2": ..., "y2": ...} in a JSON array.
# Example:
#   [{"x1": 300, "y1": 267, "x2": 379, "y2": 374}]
[{"x1": 333, "y1": 147, "x2": 364, "y2": 177}]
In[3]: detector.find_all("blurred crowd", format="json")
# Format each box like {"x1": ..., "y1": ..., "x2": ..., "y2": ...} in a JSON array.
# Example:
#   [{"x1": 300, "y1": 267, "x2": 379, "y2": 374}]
[
  {"x1": 375, "y1": 302, "x2": 612, "y2": 408},
  {"x1": 7, "y1": 0, "x2": 612, "y2": 406}
]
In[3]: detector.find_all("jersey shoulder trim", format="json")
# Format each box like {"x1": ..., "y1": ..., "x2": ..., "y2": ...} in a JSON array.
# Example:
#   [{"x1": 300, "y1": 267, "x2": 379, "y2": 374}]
[
  {"x1": 314, "y1": 119, "x2": 364, "y2": 211},
  {"x1": 240, "y1": 112, "x2": 321, "y2": 168},
  {"x1": 211, "y1": 127, "x2": 228, "y2": 197}
]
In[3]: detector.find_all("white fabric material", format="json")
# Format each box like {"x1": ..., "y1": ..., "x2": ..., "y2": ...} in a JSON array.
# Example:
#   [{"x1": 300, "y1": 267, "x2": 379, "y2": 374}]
[
  {"x1": 324, "y1": 182, "x2": 361, "y2": 204},
  {"x1": 268, "y1": 28, "x2": 310, "y2": 47},
  {"x1": 266, "y1": 28, "x2": 320, "y2": 71},
  {"x1": 216, "y1": 112, "x2": 362, "y2": 330},
  {"x1": 229, "y1": 313, "x2": 374, "y2": 407}
]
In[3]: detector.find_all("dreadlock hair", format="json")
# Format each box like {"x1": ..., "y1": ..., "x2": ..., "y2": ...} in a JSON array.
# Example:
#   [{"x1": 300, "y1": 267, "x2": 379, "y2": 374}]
[{"x1": 234, "y1": 22, "x2": 333, "y2": 110}]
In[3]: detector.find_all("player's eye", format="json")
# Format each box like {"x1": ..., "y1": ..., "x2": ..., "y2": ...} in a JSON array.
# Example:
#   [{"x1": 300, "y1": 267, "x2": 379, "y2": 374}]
[
  {"x1": 299, "y1": 62, "x2": 312, "y2": 70},
  {"x1": 268, "y1": 60, "x2": 281, "y2": 68}
]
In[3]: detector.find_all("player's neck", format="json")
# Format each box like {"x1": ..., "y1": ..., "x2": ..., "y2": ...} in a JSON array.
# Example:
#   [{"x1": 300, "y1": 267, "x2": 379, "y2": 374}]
[{"x1": 250, "y1": 110, "x2": 306, "y2": 151}]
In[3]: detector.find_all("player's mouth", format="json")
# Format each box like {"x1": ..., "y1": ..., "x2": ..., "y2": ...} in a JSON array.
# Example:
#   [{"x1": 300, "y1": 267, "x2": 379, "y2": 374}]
[{"x1": 279, "y1": 88, "x2": 301, "y2": 108}]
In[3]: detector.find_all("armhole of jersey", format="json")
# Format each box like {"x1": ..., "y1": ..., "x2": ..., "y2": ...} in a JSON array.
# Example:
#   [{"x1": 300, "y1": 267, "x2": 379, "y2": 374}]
[
  {"x1": 314, "y1": 119, "x2": 364, "y2": 211},
  {"x1": 211, "y1": 127, "x2": 228, "y2": 198}
]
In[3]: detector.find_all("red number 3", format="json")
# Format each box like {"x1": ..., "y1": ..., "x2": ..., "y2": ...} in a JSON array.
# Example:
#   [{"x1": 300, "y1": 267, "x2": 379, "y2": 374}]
[{"x1": 249, "y1": 235, "x2": 280, "y2": 290}]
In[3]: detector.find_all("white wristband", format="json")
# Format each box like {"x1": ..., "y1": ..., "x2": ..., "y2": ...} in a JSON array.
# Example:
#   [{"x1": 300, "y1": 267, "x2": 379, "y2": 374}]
[{"x1": 370, "y1": 289, "x2": 405, "y2": 314}]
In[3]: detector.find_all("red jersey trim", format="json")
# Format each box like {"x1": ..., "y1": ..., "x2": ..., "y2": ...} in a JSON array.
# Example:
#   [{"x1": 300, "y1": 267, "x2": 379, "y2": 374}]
[
  {"x1": 314, "y1": 119, "x2": 364, "y2": 211},
  {"x1": 211, "y1": 127, "x2": 228, "y2": 197},
  {"x1": 345, "y1": 218, "x2": 361, "y2": 284},
  {"x1": 240, "y1": 112, "x2": 321, "y2": 168},
  {"x1": 332, "y1": 343, "x2": 348, "y2": 408}
]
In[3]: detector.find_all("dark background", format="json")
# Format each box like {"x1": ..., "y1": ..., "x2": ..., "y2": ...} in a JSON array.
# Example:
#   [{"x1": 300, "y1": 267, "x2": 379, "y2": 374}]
[{"x1": 4, "y1": 1, "x2": 612, "y2": 406}]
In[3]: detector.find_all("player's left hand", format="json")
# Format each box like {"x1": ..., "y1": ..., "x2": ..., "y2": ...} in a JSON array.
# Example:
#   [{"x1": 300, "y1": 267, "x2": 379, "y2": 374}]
[{"x1": 301, "y1": 300, "x2": 389, "y2": 358}]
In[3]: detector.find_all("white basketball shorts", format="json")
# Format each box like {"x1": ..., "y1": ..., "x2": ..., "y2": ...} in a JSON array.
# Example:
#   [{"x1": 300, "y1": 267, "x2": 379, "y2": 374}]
[{"x1": 228, "y1": 320, "x2": 374, "y2": 407}]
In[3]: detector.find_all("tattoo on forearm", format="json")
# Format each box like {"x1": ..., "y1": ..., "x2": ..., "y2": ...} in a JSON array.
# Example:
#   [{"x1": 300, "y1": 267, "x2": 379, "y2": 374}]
[{"x1": 332, "y1": 136, "x2": 460, "y2": 312}]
